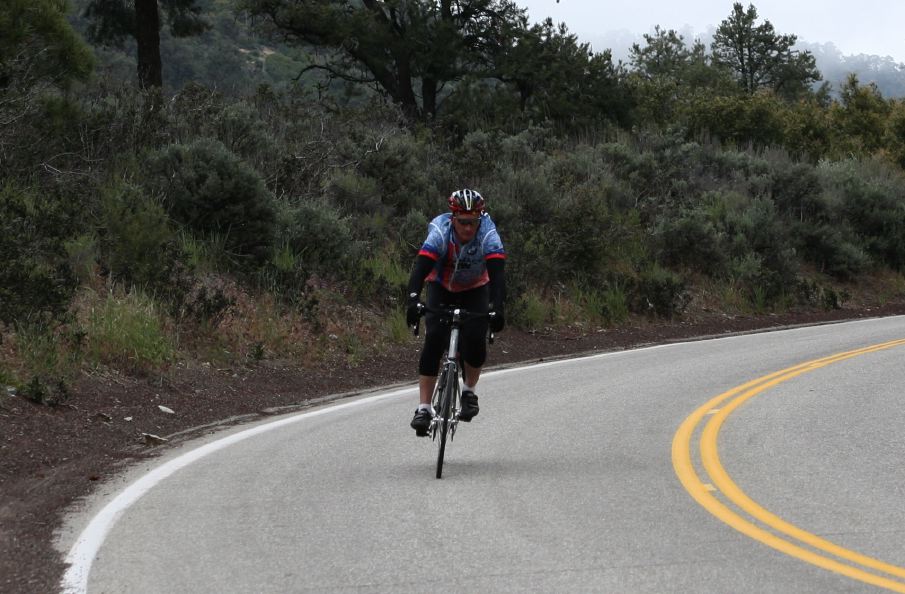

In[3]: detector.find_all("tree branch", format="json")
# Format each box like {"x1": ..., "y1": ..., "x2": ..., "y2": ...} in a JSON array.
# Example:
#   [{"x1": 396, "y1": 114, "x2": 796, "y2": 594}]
[{"x1": 293, "y1": 63, "x2": 376, "y2": 84}]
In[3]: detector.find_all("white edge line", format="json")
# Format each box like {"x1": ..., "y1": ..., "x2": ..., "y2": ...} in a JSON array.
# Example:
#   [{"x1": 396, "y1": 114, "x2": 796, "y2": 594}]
[
  {"x1": 60, "y1": 317, "x2": 893, "y2": 592},
  {"x1": 59, "y1": 342, "x2": 671, "y2": 593},
  {"x1": 60, "y1": 387, "x2": 410, "y2": 593}
]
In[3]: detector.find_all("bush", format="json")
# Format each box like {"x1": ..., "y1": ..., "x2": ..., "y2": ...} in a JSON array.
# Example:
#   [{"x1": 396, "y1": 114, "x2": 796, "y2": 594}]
[
  {"x1": 513, "y1": 290, "x2": 549, "y2": 332},
  {"x1": 14, "y1": 322, "x2": 80, "y2": 405},
  {"x1": 357, "y1": 133, "x2": 435, "y2": 215},
  {"x1": 566, "y1": 283, "x2": 629, "y2": 326},
  {"x1": 818, "y1": 159, "x2": 905, "y2": 270},
  {"x1": 769, "y1": 162, "x2": 825, "y2": 221},
  {"x1": 278, "y1": 194, "x2": 360, "y2": 277},
  {"x1": 653, "y1": 208, "x2": 726, "y2": 275},
  {"x1": 717, "y1": 195, "x2": 798, "y2": 298},
  {"x1": 145, "y1": 138, "x2": 277, "y2": 268},
  {"x1": 98, "y1": 183, "x2": 187, "y2": 293},
  {"x1": 83, "y1": 290, "x2": 174, "y2": 372},
  {"x1": 0, "y1": 183, "x2": 79, "y2": 324},
  {"x1": 797, "y1": 223, "x2": 871, "y2": 279},
  {"x1": 633, "y1": 266, "x2": 689, "y2": 318},
  {"x1": 327, "y1": 170, "x2": 382, "y2": 216}
]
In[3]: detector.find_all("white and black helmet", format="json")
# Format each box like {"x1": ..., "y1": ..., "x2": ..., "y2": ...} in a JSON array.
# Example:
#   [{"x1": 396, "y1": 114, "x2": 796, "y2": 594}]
[{"x1": 448, "y1": 188, "x2": 485, "y2": 214}]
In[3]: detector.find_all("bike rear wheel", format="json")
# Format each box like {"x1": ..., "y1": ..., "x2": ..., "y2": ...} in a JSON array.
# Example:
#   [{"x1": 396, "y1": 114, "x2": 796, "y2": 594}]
[{"x1": 435, "y1": 362, "x2": 458, "y2": 479}]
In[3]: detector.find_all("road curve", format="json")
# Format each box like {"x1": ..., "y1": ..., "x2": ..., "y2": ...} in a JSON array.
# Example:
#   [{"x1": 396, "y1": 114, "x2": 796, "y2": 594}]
[{"x1": 62, "y1": 316, "x2": 905, "y2": 593}]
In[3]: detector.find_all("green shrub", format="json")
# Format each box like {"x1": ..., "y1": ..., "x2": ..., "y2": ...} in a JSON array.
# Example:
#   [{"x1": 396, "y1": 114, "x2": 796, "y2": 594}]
[
  {"x1": 277, "y1": 200, "x2": 360, "y2": 277},
  {"x1": 455, "y1": 130, "x2": 499, "y2": 177},
  {"x1": 816, "y1": 159, "x2": 905, "y2": 270},
  {"x1": 65, "y1": 234, "x2": 99, "y2": 286},
  {"x1": 634, "y1": 266, "x2": 689, "y2": 318},
  {"x1": 769, "y1": 162, "x2": 824, "y2": 221},
  {"x1": 798, "y1": 224, "x2": 871, "y2": 279},
  {"x1": 98, "y1": 183, "x2": 186, "y2": 291},
  {"x1": 653, "y1": 208, "x2": 725, "y2": 275},
  {"x1": 357, "y1": 133, "x2": 434, "y2": 215},
  {"x1": 567, "y1": 283, "x2": 629, "y2": 326},
  {"x1": 600, "y1": 285, "x2": 630, "y2": 325},
  {"x1": 728, "y1": 253, "x2": 786, "y2": 310},
  {"x1": 0, "y1": 183, "x2": 79, "y2": 324},
  {"x1": 718, "y1": 195, "x2": 798, "y2": 296},
  {"x1": 145, "y1": 138, "x2": 277, "y2": 268},
  {"x1": 796, "y1": 279, "x2": 846, "y2": 311},
  {"x1": 513, "y1": 290, "x2": 549, "y2": 332},
  {"x1": 14, "y1": 321, "x2": 83, "y2": 406},
  {"x1": 214, "y1": 102, "x2": 278, "y2": 163},
  {"x1": 686, "y1": 93, "x2": 787, "y2": 149},
  {"x1": 327, "y1": 170, "x2": 382, "y2": 216},
  {"x1": 84, "y1": 290, "x2": 174, "y2": 372},
  {"x1": 383, "y1": 308, "x2": 411, "y2": 345}
]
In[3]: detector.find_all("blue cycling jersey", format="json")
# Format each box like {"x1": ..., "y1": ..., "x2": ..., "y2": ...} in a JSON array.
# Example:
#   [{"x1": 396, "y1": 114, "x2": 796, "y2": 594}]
[{"x1": 418, "y1": 213, "x2": 506, "y2": 292}]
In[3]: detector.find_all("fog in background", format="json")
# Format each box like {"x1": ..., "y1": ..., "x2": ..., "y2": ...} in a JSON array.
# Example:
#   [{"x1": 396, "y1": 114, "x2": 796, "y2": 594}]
[
  {"x1": 519, "y1": 0, "x2": 905, "y2": 96},
  {"x1": 519, "y1": 1, "x2": 905, "y2": 62}
]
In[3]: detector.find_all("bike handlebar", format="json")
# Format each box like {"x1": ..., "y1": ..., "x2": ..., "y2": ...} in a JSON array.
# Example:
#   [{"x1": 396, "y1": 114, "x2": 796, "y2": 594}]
[{"x1": 411, "y1": 304, "x2": 496, "y2": 344}]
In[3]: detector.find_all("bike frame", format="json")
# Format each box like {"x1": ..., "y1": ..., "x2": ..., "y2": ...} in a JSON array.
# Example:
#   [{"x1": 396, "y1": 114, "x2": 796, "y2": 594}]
[
  {"x1": 415, "y1": 304, "x2": 493, "y2": 479},
  {"x1": 430, "y1": 308, "x2": 464, "y2": 443}
]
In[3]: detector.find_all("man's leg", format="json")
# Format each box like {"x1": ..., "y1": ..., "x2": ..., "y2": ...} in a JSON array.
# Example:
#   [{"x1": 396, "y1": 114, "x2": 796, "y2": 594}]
[
  {"x1": 419, "y1": 375, "x2": 437, "y2": 406},
  {"x1": 463, "y1": 363, "x2": 481, "y2": 389}
]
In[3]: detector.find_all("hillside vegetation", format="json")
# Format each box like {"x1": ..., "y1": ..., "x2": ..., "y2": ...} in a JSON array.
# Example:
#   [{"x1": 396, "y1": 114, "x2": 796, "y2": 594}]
[{"x1": 3, "y1": 0, "x2": 905, "y2": 402}]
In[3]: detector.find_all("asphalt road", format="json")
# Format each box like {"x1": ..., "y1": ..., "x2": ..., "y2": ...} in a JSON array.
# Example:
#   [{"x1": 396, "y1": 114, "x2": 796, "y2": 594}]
[{"x1": 63, "y1": 316, "x2": 905, "y2": 593}]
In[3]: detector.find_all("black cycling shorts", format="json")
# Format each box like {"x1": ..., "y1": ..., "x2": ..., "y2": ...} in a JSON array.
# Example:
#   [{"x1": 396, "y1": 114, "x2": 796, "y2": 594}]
[{"x1": 418, "y1": 283, "x2": 489, "y2": 376}]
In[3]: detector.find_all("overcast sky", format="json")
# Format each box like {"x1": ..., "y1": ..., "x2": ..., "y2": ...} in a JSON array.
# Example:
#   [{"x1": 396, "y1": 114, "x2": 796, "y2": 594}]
[{"x1": 517, "y1": 0, "x2": 905, "y2": 63}]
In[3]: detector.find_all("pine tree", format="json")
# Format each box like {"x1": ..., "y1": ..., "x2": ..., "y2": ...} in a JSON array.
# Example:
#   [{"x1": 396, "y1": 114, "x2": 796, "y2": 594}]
[{"x1": 83, "y1": 0, "x2": 208, "y2": 88}]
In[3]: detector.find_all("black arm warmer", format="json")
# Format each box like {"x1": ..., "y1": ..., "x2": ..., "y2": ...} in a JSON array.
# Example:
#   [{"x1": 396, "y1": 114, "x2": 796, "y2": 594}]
[
  {"x1": 406, "y1": 254, "x2": 435, "y2": 298},
  {"x1": 486, "y1": 258, "x2": 506, "y2": 310}
]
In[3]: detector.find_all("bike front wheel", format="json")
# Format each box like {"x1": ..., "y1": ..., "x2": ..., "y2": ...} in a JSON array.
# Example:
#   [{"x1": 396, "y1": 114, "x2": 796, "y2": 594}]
[{"x1": 435, "y1": 363, "x2": 458, "y2": 479}]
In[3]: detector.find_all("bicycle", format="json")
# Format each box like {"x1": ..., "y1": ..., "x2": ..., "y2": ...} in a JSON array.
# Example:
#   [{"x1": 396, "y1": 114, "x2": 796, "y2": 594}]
[{"x1": 414, "y1": 304, "x2": 495, "y2": 479}]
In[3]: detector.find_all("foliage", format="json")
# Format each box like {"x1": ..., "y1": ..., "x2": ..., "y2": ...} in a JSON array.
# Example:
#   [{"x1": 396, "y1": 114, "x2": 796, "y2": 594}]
[
  {"x1": 497, "y1": 18, "x2": 634, "y2": 129},
  {"x1": 14, "y1": 322, "x2": 80, "y2": 405},
  {"x1": 830, "y1": 75, "x2": 891, "y2": 156},
  {"x1": 711, "y1": 2, "x2": 820, "y2": 99},
  {"x1": 144, "y1": 138, "x2": 277, "y2": 268},
  {"x1": 82, "y1": 289, "x2": 175, "y2": 372},
  {"x1": 239, "y1": 0, "x2": 527, "y2": 120},
  {"x1": 97, "y1": 182, "x2": 187, "y2": 293},
  {"x1": 81, "y1": 0, "x2": 209, "y2": 88},
  {"x1": 0, "y1": 0, "x2": 94, "y2": 172},
  {"x1": 818, "y1": 158, "x2": 905, "y2": 271},
  {"x1": 634, "y1": 265, "x2": 689, "y2": 318},
  {"x1": 0, "y1": 183, "x2": 80, "y2": 325},
  {"x1": 5, "y1": 3, "x2": 905, "y2": 380},
  {"x1": 0, "y1": 0, "x2": 94, "y2": 90}
]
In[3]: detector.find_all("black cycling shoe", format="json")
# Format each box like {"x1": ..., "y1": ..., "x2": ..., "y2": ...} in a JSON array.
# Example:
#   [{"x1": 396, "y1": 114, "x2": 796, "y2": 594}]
[
  {"x1": 410, "y1": 407, "x2": 432, "y2": 436},
  {"x1": 458, "y1": 390, "x2": 479, "y2": 422}
]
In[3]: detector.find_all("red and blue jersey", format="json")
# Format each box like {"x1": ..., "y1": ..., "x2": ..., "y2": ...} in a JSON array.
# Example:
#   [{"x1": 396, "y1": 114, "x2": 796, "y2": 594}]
[{"x1": 418, "y1": 213, "x2": 506, "y2": 292}]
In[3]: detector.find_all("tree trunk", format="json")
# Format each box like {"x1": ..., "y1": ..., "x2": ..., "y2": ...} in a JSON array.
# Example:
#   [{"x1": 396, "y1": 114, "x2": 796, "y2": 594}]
[
  {"x1": 395, "y1": 56, "x2": 421, "y2": 119},
  {"x1": 135, "y1": 0, "x2": 162, "y2": 89},
  {"x1": 422, "y1": 78, "x2": 437, "y2": 120}
]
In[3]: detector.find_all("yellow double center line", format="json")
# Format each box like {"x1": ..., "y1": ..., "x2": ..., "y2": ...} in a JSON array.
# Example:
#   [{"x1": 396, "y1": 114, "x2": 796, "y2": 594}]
[{"x1": 672, "y1": 338, "x2": 905, "y2": 591}]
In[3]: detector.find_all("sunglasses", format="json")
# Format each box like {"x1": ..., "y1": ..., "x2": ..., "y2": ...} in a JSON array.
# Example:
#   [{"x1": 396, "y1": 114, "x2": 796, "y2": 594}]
[{"x1": 454, "y1": 217, "x2": 480, "y2": 227}]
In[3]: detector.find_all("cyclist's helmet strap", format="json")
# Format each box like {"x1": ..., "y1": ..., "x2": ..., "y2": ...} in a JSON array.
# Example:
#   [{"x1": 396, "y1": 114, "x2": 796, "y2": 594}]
[{"x1": 448, "y1": 189, "x2": 485, "y2": 215}]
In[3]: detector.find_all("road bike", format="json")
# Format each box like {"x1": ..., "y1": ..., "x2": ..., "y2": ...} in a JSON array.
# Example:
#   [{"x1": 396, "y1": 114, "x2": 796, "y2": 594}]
[{"x1": 415, "y1": 305, "x2": 494, "y2": 479}]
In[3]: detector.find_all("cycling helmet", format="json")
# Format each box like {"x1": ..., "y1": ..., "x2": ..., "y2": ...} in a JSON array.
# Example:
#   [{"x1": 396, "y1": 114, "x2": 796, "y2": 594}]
[{"x1": 448, "y1": 188, "x2": 485, "y2": 214}]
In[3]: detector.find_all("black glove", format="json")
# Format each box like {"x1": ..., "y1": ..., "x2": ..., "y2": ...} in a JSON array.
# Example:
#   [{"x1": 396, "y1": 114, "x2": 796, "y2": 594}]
[
  {"x1": 406, "y1": 292, "x2": 422, "y2": 327},
  {"x1": 489, "y1": 307, "x2": 505, "y2": 333}
]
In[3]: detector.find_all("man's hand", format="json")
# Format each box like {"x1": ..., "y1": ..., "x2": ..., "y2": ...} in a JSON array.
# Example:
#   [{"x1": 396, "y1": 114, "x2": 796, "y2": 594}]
[
  {"x1": 406, "y1": 292, "x2": 422, "y2": 327},
  {"x1": 489, "y1": 308, "x2": 505, "y2": 333}
]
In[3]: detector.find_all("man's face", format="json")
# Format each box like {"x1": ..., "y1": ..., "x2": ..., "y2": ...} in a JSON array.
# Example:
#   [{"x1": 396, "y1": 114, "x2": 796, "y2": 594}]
[{"x1": 452, "y1": 213, "x2": 480, "y2": 243}]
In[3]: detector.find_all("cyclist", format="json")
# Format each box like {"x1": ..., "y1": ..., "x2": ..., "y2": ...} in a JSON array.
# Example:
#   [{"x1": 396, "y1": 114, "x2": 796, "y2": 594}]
[{"x1": 405, "y1": 188, "x2": 506, "y2": 436}]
